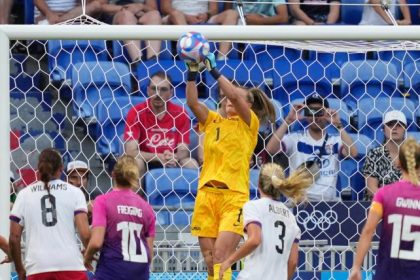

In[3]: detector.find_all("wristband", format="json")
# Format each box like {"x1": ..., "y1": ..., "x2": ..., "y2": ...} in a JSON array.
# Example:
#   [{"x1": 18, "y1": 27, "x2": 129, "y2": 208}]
[
  {"x1": 210, "y1": 68, "x2": 221, "y2": 80},
  {"x1": 187, "y1": 71, "x2": 198, "y2": 81}
]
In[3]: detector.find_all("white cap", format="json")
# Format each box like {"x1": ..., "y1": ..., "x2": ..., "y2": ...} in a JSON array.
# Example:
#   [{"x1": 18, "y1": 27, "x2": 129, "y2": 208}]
[
  {"x1": 383, "y1": 110, "x2": 407, "y2": 126},
  {"x1": 67, "y1": 160, "x2": 89, "y2": 173}
]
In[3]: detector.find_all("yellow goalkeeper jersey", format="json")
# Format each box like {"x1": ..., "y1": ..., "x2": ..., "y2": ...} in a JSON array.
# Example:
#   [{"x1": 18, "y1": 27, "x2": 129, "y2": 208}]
[{"x1": 198, "y1": 110, "x2": 259, "y2": 195}]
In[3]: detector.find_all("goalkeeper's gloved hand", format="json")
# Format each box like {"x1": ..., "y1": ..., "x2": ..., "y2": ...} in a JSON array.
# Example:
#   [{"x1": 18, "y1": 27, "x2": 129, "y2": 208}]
[
  {"x1": 204, "y1": 53, "x2": 221, "y2": 80},
  {"x1": 186, "y1": 61, "x2": 199, "y2": 81},
  {"x1": 186, "y1": 61, "x2": 199, "y2": 73},
  {"x1": 204, "y1": 53, "x2": 217, "y2": 71}
]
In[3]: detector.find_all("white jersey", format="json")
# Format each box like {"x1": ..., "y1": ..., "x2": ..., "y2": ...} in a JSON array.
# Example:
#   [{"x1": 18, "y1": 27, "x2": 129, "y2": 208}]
[
  {"x1": 282, "y1": 131, "x2": 342, "y2": 201},
  {"x1": 34, "y1": 0, "x2": 77, "y2": 19},
  {"x1": 359, "y1": 0, "x2": 397, "y2": 25},
  {"x1": 10, "y1": 179, "x2": 87, "y2": 275},
  {"x1": 238, "y1": 198, "x2": 300, "y2": 280},
  {"x1": 171, "y1": 0, "x2": 208, "y2": 15}
]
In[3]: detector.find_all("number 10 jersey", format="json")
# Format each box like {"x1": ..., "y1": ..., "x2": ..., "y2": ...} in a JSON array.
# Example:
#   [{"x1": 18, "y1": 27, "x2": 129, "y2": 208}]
[{"x1": 237, "y1": 197, "x2": 301, "y2": 280}]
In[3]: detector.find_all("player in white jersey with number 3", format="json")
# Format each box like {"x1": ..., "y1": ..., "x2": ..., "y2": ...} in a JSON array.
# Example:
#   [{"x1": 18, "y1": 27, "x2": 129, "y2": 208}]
[
  {"x1": 9, "y1": 148, "x2": 90, "y2": 280},
  {"x1": 220, "y1": 163, "x2": 313, "y2": 280}
]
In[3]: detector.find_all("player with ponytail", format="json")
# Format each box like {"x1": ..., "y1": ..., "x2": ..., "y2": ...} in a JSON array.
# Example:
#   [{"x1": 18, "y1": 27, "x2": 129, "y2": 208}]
[
  {"x1": 350, "y1": 138, "x2": 420, "y2": 280},
  {"x1": 219, "y1": 163, "x2": 313, "y2": 280},
  {"x1": 84, "y1": 155, "x2": 156, "y2": 280},
  {"x1": 9, "y1": 148, "x2": 90, "y2": 280},
  {"x1": 184, "y1": 50, "x2": 275, "y2": 280}
]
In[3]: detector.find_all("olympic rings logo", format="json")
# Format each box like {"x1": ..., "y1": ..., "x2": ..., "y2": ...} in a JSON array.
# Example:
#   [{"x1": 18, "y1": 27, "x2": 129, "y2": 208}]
[{"x1": 296, "y1": 209, "x2": 338, "y2": 231}]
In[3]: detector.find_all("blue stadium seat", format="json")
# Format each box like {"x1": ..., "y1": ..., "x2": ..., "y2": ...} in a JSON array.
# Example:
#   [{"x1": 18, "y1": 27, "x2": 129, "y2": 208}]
[
  {"x1": 10, "y1": 54, "x2": 41, "y2": 92},
  {"x1": 205, "y1": 59, "x2": 269, "y2": 100},
  {"x1": 376, "y1": 50, "x2": 420, "y2": 77},
  {"x1": 250, "y1": 168, "x2": 259, "y2": 200},
  {"x1": 308, "y1": 52, "x2": 367, "y2": 81},
  {"x1": 112, "y1": 40, "x2": 174, "y2": 64},
  {"x1": 357, "y1": 96, "x2": 417, "y2": 142},
  {"x1": 136, "y1": 60, "x2": 187, "y2": 97},
  {"x1": 72, "y1": 61, "x2": 132, "y2": 120},
  {"x1": 156, "y1": 210, "x2": 192, "y2": 227},
  {"x1": 95, "y1": 96, "x2": 145, "y2": 156},
  {"x1": 403, "y1": 62, "x2": 420, "y2": 100},
  {"x1": 244, "y1": 44, "x2": 302, "y2": 66},
  {"x1": 407, "y1": 0, "x2": 420, "y2": 25},
  {"x1": 208, "y1": 41, "x2": 240, "y2": 60},
  {"x1": 340, "y1": 60, "x2": 399, "y2": 110},
  {"x1": 170, "y1": 97, "x2": 217, "y2": 122},
  {"x1": 337, "y1": 158, "x2": 365, "y2": 200},
  {"x1": 272, "y1": 59, "x2": 333, "y2": 105},
  {"x1": 48, "y1": 40, "x2": 108, "y2": 83},
  {"x1": 340, "y1": 0, "x2": 364, "y2": 24},
  {"x1": 146, "y1": 168, "x2": 199, "y2": 207}
]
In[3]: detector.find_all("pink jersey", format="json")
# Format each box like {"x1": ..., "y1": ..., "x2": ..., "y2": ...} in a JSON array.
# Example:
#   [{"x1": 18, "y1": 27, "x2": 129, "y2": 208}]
[
  {"x1": 372, "y1": 180, "x2": 420, "y2": 280},
  {"x1": 123, "y1": 100, "x2": 190, "y2": 154},
  {"x1": 92, "y1": 189, "x2": 156, "y2": 280}
]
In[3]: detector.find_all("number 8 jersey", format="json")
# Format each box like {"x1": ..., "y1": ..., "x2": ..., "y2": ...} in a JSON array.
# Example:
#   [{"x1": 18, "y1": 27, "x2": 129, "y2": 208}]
[
  {"x1": 370, "y1": 180, "x2": 420, "y2": 280},
  {"x1": 9, "y1": 179, "x2": 88, "y2": 276},
  {"x1": 91, "y1": 188, "x2": 156, "y2": 280},
  {"x1": 237, "y1": 197, "x2": 300, "y2": 280}
]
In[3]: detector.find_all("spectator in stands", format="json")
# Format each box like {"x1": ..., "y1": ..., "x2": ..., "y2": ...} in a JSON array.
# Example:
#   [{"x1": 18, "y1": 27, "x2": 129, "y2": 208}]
[
  {"x1": 161, "y1": 0, "x2": 238, "y2": 59},
  {"x1": 266, "y1": 94, "x2": 358, "y2": 201},
  {"x1": 0, "y1": 0, "x2": 13, "y2": 24},
  {"x1": 289, "y1": 0, "x2": 340, "y2": 25},
  {"x1": 359, "y1": 0, "x2": 411, "y2": 25},
  {"x1": 34, "y1": 0, "x2": 102, "y2": 24},
  {"x1": 102, "y1": 0, "x2": 161, "y2": 61},
  {"x1": 363, "y1": 110, "x2": 408, "y2": 200},
  {"x1": 238, "y1": 0, "x2": 288, "y2": 25},
  {"x1": 0, "y1": 235, "x2": 10, "y2": 264},
  {"x1": 124, "y1": 71, "x2": 199, "y2": 186},
  {"x1": 66, "y1": 160, "x2": 100, "y2": 223}
]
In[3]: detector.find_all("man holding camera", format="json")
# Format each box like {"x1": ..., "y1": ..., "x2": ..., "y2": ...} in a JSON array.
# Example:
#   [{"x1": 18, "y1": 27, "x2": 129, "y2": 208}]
[{"x1": 266, "y1": 94, "x2": 358, "y2": 201}]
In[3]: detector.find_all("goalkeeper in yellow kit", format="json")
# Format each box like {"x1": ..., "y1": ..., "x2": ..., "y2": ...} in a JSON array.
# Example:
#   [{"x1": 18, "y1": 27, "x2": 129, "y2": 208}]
[{"x1": 185, "y1": 52, "x2": 275, "y2": 280}]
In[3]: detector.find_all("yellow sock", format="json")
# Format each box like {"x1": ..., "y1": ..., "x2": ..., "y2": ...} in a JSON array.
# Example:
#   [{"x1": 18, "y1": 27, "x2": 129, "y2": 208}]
[{"x1": 213, "y1": 263, "x2": 232, "y2": 280}]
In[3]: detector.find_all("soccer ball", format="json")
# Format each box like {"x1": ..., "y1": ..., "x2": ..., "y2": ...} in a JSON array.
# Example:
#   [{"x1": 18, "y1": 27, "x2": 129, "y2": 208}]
[{"x1": 177, "y1": 32, "x2": 210, "y2": 63}]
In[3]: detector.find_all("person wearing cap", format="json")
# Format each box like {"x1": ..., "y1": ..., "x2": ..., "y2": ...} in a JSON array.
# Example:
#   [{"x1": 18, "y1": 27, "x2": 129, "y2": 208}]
[
  {"x1": 266, "y1": 94, "x2": 358, "y2": 201},
  {"x1": 67, "y1": 160, "x2": 99, "y2": 224},
  {"x1": 362, "y1": 110, "x2": 408, "y2": 200}
]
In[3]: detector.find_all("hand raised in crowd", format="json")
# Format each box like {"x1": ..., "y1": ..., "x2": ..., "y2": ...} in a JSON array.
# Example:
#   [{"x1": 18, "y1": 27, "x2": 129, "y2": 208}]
[
  {"x1": 324, "y1": 108, "x2": 342, "y2": 128},
  {"x1": 285, "y1": 103, "x2": 305, "y2": 125}
]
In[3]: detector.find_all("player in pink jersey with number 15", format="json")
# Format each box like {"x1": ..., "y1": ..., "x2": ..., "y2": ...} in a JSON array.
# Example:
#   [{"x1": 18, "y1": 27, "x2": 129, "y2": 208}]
[
  {"x1": 350, "y1": 138, "x2": 420, "y2": 280},
  {"x1": 84, "y1": 155, "x2": 156, "y2": 280}
]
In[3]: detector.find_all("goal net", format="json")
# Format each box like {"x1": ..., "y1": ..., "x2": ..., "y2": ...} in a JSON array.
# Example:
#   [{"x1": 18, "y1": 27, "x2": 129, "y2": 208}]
[{"x1": 1, "y1": 21, "x2": 420, "y2": 280}]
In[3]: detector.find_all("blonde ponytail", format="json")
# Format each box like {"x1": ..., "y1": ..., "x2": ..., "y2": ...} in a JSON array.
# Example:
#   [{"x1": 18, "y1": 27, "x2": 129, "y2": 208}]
[
  {"x1": 113, "y1": 155, "x2": 140, "y2": 189},
  {"x1": 259, "y1": 163, "x2": 313, "y2": 204},
  {"x1": 399, "y1": 137, "x2": 420, "y2": 186}
]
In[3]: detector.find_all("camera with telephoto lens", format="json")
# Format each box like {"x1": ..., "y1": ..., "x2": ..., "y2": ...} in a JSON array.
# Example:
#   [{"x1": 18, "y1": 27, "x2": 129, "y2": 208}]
[{"x1": 304, "y1": 107, "x2": 324, "y2": 117}]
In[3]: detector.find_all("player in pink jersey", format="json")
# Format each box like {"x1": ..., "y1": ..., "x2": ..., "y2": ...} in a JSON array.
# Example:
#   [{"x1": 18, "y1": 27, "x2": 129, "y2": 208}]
[
  {"x1": 350, "y1": 138, "x2": 420, "y2": 280},
  {"x1": 84, "y1": 155, "x2": 156, "y2": 280}
]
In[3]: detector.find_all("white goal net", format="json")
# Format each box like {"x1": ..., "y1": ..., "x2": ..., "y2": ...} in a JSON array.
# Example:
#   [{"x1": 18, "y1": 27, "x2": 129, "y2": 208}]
[{"x1": 1, "y1": 22, "x2": 420, "y2": 280}]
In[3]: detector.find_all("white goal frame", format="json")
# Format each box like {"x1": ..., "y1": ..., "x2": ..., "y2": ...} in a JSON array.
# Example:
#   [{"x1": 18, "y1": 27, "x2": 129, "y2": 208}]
[{"x1": 1, "y1": 24, "x2": 420, "y2": 279}]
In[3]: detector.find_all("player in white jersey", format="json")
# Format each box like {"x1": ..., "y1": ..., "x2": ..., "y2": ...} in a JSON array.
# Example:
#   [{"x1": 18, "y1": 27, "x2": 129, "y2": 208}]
[
  {"x1": 219, "y1": 163, "x2": 313, "y2": 280},
  {"x1": 9, "y1": 148, "x2": 90, "y2": 280}
]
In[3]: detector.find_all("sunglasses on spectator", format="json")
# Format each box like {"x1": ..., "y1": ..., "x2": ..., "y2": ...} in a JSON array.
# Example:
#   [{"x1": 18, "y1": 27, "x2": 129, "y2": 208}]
[
  {"x1": 149, "y1": 85, "x2": 171, "y2": 93},
  {"x1": 304, "y1": 107, "x2": 324, "y2": 117}
]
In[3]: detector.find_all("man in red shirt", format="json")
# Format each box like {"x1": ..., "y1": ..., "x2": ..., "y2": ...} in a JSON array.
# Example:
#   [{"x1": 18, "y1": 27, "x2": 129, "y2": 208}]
[{"x1": 124, "y1": 71, "x2": 198, "y2": 185}]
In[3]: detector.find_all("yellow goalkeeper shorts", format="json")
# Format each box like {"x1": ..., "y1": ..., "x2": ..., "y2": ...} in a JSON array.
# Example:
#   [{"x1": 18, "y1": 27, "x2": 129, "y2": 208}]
[{"x1": 191, "y1": 186, "x2": 248, "y2": 238}]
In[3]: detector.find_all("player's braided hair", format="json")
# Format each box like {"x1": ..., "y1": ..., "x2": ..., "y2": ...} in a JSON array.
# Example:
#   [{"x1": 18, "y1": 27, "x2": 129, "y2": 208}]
[
  {"x1": 113, "y1": 155, "x2": 140, "y2": 189},
  {"x1": 399, "y1": 137, "x2": 420, "y2": 186},
  {"x1": 259, "y1": 163, "x2": 313, "y2": 204},
  {"x1": 38, "y1": 148, "x2": 63, "y2": 200}
]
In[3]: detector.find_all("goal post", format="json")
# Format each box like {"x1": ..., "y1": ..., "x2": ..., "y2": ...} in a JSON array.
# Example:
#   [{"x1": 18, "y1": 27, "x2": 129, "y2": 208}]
[{"x1": 1, "y1": 24, "x2": 420, "y2": 279}]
